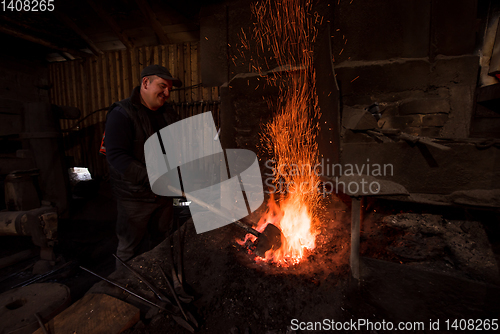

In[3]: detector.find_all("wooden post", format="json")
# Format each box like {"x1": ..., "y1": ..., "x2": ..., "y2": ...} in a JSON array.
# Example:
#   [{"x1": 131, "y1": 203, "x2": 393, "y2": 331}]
[{"x1": 350, "y1": 196, "x2": 361, "y2": 279}]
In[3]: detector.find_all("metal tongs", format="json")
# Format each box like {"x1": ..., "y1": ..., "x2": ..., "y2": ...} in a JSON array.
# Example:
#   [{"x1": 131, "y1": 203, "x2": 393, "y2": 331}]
[{"x1": 81, "y1": 255, "x2": 198, "y2": 332}]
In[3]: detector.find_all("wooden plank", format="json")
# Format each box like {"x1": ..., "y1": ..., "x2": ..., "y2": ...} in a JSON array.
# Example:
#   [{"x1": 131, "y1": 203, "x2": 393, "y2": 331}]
[
  {"x1": 95, "y1": 57, "x2": 104, "y2": 120},
  {"x1": 96, "y1": 55, "x2": 107, "y2": 174},
  {"x1": 160, "y1": 45, "x2": 168, "y2": 68},
  {"x1": 191, "y1": 43, "x2": 199, "y2": 102},
  {"x1": 138, "y1": 46, "x2": 144, "y2": 70},
  {"x1": 211, "y1": 86, "x2": 218, "y2": 102},
  {"x1": 54, "y1": 62, "x2": 63, "y2": 106},
  {"x1": 131, "y1": 48, "x2": 139, "y2": 87},
  {"x1": 60, "y1": 67, "x2": 70, "y2": 141},
  {"x1": 122, "y1": 49, "x2": 131, "y2": 97},
  {"x1": 52, "y1": 64, "x2": 63, "y2": 132},
  {"x1": 168, "y1": 45, "x2": 177, "y2": 102},
  {"x1": 136, "y1": 48, "x2": 146, "y2": 78},
  {"x1": 177, "y1": 44, "x2": 184, "y2": 102},
  {"x1": 66, "y1": 62, "x2": 78, "y2": 159},
  {"x1": 87, "y1": 59, "x2": 98, "y2": 169},
  {"x1": 86, "y1": 0, "x2": 134, "y2": 49},
  {"x1": 109, "y1": 52, "x2": 118, "y2": 107},
  {"x1": 146, "y1": 46, "x2": 153, "y2": 66},
  {"x1": 102, "y1": 54, "x2": 111, "y2": 115},
  {"x1": 115, "y1": 51, "x2": 123, "y2": 101},
  {"x1": 153, "y1": 46, "x2": 160, "y2": 65},
  {"x1": 140, "y1": 46, "x2": 146, "y2": 68},
  {"x1": 48, "y1": 63, "x2": 56, "y2": 105},
  {"x1": 76, "y1": 60, "x2": 89, "y2": 166},
  {"x1": 70, "y1": 62, "x2": 79, "y2": 109},
  {"x1": 184, "y1": 42, "x2": 191, "y2": 102},
  {"x1": 202, "y1": 83, "x2": 210, "y2": 102},
  {"x1": 201, "y1": 39, "x2": 211, "y2": 103},
  {"x1": 88, "y1": 59, "x2": 96, "y2": 123},
  {"x1": 57, "y1": 62, "x2": 66, "y2": 106},
  {"x1": 80, "y1": 60, "x2": 90, "y2": 119},
  {"x1": 33, "y1": 293, "x2": 139, "y2": 334}
]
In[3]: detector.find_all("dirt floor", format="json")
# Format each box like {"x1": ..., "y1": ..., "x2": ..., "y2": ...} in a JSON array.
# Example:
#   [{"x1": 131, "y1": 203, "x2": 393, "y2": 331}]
[
  {"x1": 1, "y1": 180, "x2": 499, "y2": 333},
  {"x1": 87, "y1": 196, "x2": 500, "y2": 334}
]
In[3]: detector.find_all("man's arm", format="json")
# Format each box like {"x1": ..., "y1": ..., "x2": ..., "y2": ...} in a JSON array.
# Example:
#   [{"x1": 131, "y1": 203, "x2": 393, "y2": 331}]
[
  {"x1": 105, "y1": 106, "x2": 135, "y2": 174},
  {"x1": 105, "y1": 107, "x2": 149, "y2": 187}
]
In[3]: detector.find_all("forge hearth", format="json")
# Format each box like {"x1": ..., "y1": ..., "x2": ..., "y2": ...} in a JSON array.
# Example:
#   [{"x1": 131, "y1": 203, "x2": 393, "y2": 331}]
[{"x1": 84, "y1": 196, "x2": 500, "y2": 333}]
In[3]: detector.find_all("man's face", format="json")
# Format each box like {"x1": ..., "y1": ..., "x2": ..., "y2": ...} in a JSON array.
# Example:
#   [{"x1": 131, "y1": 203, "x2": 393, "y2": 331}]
[{"x1": 140, "y1": 76, "x2": 173, "y2": 111}]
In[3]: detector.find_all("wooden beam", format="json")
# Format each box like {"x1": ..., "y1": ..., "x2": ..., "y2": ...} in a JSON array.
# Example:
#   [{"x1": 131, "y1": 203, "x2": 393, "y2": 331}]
[
  {"x1": 134, "y1": 0, "x2": 170, "y2": 45},
  {"x1": 54, "y1": 12, "x2": 103, "y2": 56},
  {"x1": 350, "y1": 197, "x2": 361, "y2": 280},
  {"x1": 0, "y1": 25, "x2": 90, "y2": 59},
  {"x1": 58, "y1": 52, "x2": 73, "y2": 61},
  {"x1": 86, "y1": 0, "x2": 134, "y2": 49}
]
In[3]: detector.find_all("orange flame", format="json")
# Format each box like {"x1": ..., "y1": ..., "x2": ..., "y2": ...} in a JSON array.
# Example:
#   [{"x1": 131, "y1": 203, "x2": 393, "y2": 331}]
[
  {"x1": 239, "y1": 0, "x2": 323, "y2": 266},
  {"x1": 259, "y1": 192, "x2": 319, "y2": 265}
]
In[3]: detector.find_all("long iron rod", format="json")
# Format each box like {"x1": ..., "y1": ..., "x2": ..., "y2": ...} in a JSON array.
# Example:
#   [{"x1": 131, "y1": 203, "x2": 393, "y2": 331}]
[
  {"x1": 79, "y1": 266, "x2": 173, "y2": 315},
  {"x1": 158, "y1": 265, "x2": 189, "y2": 322},
  {"x1": 10, "y1": 261, "x2": 73, "y2": 289},
  {"x1": 167, "y1": 185, "x2": 260, "y2": 237}
]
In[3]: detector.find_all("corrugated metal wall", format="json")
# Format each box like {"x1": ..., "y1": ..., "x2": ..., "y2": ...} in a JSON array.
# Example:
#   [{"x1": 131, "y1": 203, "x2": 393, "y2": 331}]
[{"x1": 48, "y1": 42, "x2": 220, "y2": 177}]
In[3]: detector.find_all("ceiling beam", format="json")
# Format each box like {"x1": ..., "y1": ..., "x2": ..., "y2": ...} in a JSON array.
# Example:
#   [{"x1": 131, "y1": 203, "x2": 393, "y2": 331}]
[
  {"x1": 0, "y1": 25, "x2": 90, "y2": 59},
  {"x1": 58, "y1": 52, "x2": 74, "y2": 61},
  {"x1": 134, "y1": 0, "x2": 170, "y2": 45},
  {"x1": 54, "y1": 12, "x2": 103, "y2": 56},
  {"x1": 86, "y1": 0, "x2": 134, "y2": 49}
]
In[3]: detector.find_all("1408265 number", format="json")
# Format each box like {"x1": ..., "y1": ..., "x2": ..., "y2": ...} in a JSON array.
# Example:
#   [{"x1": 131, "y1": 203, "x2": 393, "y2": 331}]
[
  {"x1": 1, "y1": 0, "x2": 54, "y2": 11},
  {"x1": 445, "y1": 319, "x2": 498, "y2": 331}
]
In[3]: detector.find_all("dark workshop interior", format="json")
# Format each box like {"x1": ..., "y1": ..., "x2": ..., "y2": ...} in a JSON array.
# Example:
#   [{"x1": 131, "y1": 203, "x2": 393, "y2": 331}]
[{"x1": 1, "y1": 0, "x2": 500, "y2": 333}]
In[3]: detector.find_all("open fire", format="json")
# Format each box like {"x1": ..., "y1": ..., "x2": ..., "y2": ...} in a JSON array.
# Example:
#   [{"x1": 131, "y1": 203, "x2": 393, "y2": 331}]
[{"x1": 238, "y1": 0, "x2": 323, "y2": 266}]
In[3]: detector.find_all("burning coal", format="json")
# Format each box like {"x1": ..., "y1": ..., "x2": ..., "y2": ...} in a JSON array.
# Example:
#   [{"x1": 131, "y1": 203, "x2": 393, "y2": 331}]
[{"x1": 239, "y1": 0, "x2": 323, "y2": 266}]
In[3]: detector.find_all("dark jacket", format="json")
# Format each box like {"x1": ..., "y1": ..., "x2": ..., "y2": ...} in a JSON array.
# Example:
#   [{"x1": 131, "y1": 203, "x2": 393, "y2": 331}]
[{"x1": 106, "y1": 86, "x2": 179, "y2": 201}]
